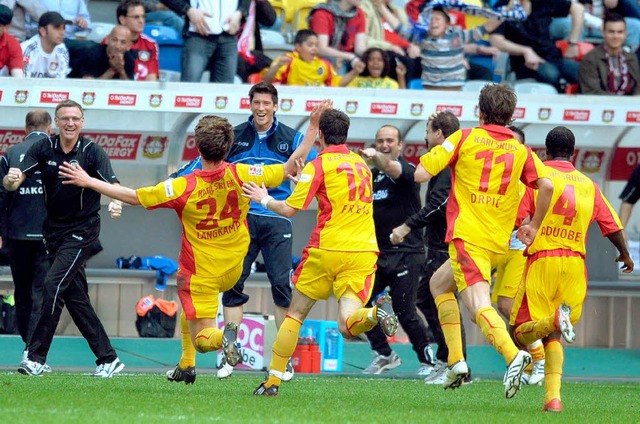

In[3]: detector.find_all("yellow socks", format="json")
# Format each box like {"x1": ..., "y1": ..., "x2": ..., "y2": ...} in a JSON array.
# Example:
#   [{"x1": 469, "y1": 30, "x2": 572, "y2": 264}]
[
  {"x1": 194, "y1": 327, "x2": 223, "y2": 353},
  {"x1": 543, "y1": 339, "x2": 564, "y2": 403},
  {"x1": 178, "y1": 312, "x2": 196, "y2": 369},
  {"x1": 267, "y1": 315, "x2": 303, "y2": 386},
  {"x1": 476, "y1": 306, "x2": 519, "y2": 364},
  {"x1": 514, "y1": 314, "x2": 556, "y2": 347},
  {"x1": 435, "y1": 292, "x2": 464, "y2": 365},
  {"x1": 345, "y1": 307, "x2": 377, "y2": 337}
]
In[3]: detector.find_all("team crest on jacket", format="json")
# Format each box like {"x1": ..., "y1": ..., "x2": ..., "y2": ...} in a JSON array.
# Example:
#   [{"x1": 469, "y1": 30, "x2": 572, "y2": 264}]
[
  {"x1": 277, "y1": 142, "x2": 289, "y2": 153},
  {"x1": 15, "y1": 90, "x2": 28, "y2": 104},
  {"x1": 49, "y1": 62, "x2": 59, "y2": 72},
  {"x1": 82, "y1": 92, "x2": 95, "y2": 106},
  {"x1": 138, "y1": 50, "x2": 151, "y2": 61},
  {"x1": 143, "y1": 136, "x2": 167, "y2": 159}
]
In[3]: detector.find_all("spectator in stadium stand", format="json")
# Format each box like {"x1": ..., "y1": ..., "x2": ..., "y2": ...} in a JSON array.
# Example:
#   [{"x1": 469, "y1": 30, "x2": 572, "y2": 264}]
[
  {"x1": 39, "y1": 0, "x2": 90, "y2": 40},
  {"x1": 415, "y1": 6, "x2": 501, "y2": 90},
  {"x1": 3, "y1": 99, "x2": 126, "y2": 378},
  {"x1": 0, "y1": 110, "x2": 51, "y2": 371},
  {"x1": 308, "y1": 0, "x2": 367, "y2": 74},
  {"x1": 67, "y1": 25, "x2": 135, "y2": 80},
  {"x1": 347, "y1": 47, "x2": 407, "y2": 88},
  {"x1": 262, "y1": 29, "x2": 364, "y2": 86},
  {"x1": 579, "y1": 13, "x2": 640, "y2": 94},
  {"x1": 0, "y1": 4, "x2": 24, "y2": 77},
  {"x1": 0, "y1": 0, "x2": 45, "y2": 41},
  {"x1": 490, "y1": 0, "x2": 584, "y2": 91},
  {"x1": 550, "y1": 0, "x2": 640, "y2": 53},
  {"x1": 112, "y1": 0, "x2": 159, "y2": 81},
  {"x1": 360, "y1": 0, "x2": 421, "y2": 82},
  {"x1": 236, "y1": 0, "x2": 277, "y2": 83},
  {"x1": 143, "y1": 0, "x2": 183, "y2": 35},
  {"x1": 159, "y1": 0, "x2": 249, "y2": 83},
  {"x1": 21, "y1": 11, "x2": 69, "y2": 78}
]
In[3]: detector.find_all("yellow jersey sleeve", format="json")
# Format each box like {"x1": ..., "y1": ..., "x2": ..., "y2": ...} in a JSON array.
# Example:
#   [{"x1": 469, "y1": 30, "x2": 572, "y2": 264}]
[
  {"x1": 287, "y1": 161, "x2": 318, "y2": 210},
  {"x1": 137, "y1": 177, "x2": 188, "y2": 210},
  {"x1": 234, "y1": 163, "x2": 285, "y2": 188}
]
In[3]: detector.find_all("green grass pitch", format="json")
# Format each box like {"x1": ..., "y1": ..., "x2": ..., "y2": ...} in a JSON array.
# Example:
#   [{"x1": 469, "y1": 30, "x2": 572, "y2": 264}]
[{"x1": 0, "y1": 372, "x2": 638, "y2": 423}]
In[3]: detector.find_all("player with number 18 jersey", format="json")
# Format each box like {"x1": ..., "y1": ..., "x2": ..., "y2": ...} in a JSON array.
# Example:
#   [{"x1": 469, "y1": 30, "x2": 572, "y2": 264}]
[{"x1": 286, "y1": 144, "x2": 378, "y2": 302}]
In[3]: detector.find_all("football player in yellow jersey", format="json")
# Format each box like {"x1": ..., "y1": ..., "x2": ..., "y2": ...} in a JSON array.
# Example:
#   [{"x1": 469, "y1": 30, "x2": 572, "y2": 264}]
[
  {"x1": 511, "y1": 126, "x2": 633, "y2": 412},
  {"x1": 57, "y1": 101, "x2": 331, "y2": 385},
  {"x1": 415, "y1": 83, "x2": 554, "y2": 399},
  {"x1": 244, "y1": 109, "x2": 399, "y2": 397}
]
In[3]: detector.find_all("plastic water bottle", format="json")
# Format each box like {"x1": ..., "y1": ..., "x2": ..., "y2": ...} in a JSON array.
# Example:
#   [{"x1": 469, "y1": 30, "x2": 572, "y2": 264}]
[{"x1": 325, "y1": 328, "x2": 340, "y2": 359}]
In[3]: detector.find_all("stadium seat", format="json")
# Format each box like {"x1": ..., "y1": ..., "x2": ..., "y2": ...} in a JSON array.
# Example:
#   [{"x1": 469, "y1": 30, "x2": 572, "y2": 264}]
[
  {"x1": 408, "y1": 79, "x2": 424, "y2": 90},
  {"x1": 247, "y1": 72, "x2": 263, "y2": 84},
  {"x1": 556, "y1": 40, "x2": 595, "y2": 61},
  {"x1": 513, "y1": 81, "x2": 559, "y2": 95},
  {"x1": 263, "y1": 43, "x2": 294, "y2": 60},
  {"x1": 292, "y1": 1, "x2": 323, "y2": 33},
  {"x1": 260, "y1": 29, "x2": 287, "y2": 46},
  {"x1": 159, "y1": 70, "x2": 181, "y2": 82},
  {"x1": 144, "y1": 24, "x2": 183, "y2": 73},
  {"x1": 462, "y1": 80, "x2": 489, "y2": 93},
  {"x1": 84, "y1": 22, "x2": 115, "y2": 43}
]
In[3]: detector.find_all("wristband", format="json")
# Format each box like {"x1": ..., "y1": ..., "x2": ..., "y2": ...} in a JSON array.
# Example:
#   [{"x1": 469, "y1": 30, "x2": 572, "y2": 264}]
[{"x1": 261, "y1": 195, "x2": 274, "y2": 208}]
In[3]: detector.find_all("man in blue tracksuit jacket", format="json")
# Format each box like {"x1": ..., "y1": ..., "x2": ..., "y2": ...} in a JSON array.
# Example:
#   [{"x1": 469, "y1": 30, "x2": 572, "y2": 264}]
[{"x1": 170, "y1": 82, "x2": 316, "y2": 380}]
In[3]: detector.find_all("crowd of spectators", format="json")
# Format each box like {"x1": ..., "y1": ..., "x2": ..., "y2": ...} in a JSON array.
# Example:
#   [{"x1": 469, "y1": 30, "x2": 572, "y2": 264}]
[{"x1": 1, "y1": 0, "x2": 640, "y2": 95}]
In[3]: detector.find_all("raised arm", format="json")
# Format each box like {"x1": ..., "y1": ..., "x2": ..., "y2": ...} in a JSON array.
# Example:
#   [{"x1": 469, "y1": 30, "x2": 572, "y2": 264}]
[{"x1": 282, "y1": 100, "x2": 332, "y2": 178}]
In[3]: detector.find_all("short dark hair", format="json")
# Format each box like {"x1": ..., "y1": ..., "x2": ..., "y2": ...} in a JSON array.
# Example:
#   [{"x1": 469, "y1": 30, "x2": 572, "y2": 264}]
[
  {"x1": 478, "y1": 83, "x2": 517, "y2": 126},
  {"x1": 249, "y1": 82, "x2": 278, "y2": 104},
  {"x1": 319, "y1": 109, "x2": 350, "y2": 145},
  {"x1": 604, "y1": 12, "x2": 626, "y2": 29},
  {"x1": 55, "y1": 100, "x2": 84, "y2": 118},
  {"x1": 117, "y1": 0, "x2": 145, "y2": 20},
  {"x1": 360, "y1": 47, "x2": 391, "y2": 78},
  {"x1": 545, "y1": 126, "x2": 575, "y2": 159},
  {"x1": 194, "y1": 115, "x2": 234, "y2": 162},
  {"x1": 507, "y1": 125, "x2": 526, "y2": 144},
  {"x1": 294, "y1": 29, "x2": 316, "y2": 45},
  {"x1": 429, "y1": 110, "x2": 460, "y2": 138},
  {"x1": 25, "y1": 110, "x2": 52, "y2": 133}
]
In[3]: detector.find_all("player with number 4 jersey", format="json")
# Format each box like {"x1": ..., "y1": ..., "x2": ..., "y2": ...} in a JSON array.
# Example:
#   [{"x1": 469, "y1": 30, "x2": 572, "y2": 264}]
[{"x1": 510, "y1": 126, "x2": 633, "y2": 412}]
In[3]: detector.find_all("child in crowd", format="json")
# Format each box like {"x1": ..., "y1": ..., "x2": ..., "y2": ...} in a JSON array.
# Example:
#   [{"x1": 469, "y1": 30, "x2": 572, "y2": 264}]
[
  {"x1": 348, "y1": 47, "x2": 406, "y2": 89},
  {"x1": 262, "y1": 29, "x2": 363, "y2": 87}
]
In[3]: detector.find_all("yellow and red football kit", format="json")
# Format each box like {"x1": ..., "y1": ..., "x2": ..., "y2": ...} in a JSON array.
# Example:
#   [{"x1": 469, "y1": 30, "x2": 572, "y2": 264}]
[
  {"x1": 286, "y1": 144, "x2": 378, "y2": 303},
  {"x1": 137, "y1": 162, "x2": 284, "y2": 319},
  {"x1": 273, "y1": 52, "x2": 341, "y2": 86},
  {"x1": 511, "y1": 161, "x2": 623, "y2": 327}
]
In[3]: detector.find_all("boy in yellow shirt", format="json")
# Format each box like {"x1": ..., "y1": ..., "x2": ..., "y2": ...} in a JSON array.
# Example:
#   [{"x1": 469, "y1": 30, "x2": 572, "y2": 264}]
[{"x1": 263, "y1": 29, "x2": 363, "y2": 87}]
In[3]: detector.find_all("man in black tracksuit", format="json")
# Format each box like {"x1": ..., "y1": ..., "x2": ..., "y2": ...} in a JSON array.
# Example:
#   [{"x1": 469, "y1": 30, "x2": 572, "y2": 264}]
[
  {"x1": 360, "y1": 125, "x2": 433, "y2": 375},
  {"x1": 2, "y1": 100, "x2": 125, "y2": 377},
  {"x1": 0, "y1": 110, "x2": 50, "y2": 363},
  {"x1": 390, "y1": 110, "x2": 468, "y2": 384}
]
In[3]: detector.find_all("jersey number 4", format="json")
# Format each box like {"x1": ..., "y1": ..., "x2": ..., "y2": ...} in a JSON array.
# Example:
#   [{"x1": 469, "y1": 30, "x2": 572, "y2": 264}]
[
  {"x1": 195, "y1": 191, "x2": 241, "y2": 230},
  {"x1": 552, "y1": 184, "x2": 577, "y2": 226}
]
